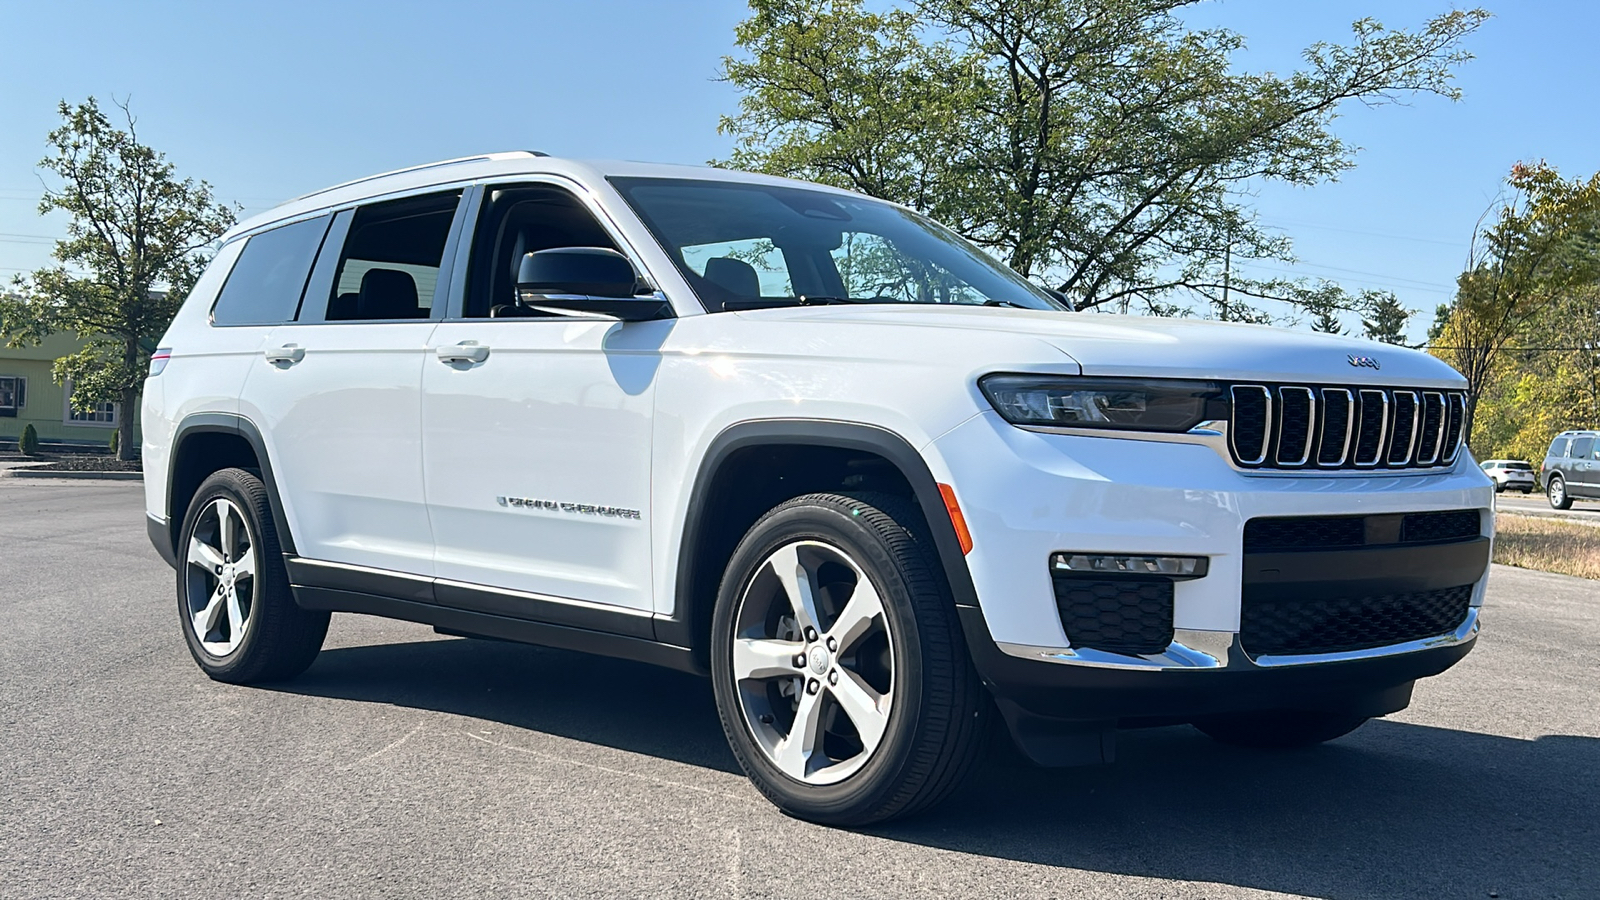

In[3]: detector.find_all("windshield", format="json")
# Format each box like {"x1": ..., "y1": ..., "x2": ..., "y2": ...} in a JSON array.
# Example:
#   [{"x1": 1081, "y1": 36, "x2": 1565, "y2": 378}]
[{"x1": 610, "y1": 177, "x2": 1066, "y2": 313}]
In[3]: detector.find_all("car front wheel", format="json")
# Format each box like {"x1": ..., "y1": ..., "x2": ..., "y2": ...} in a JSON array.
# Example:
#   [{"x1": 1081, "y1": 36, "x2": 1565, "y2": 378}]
[{"x1": 710, "y1": 492, "x2": 986, "y2": 826}]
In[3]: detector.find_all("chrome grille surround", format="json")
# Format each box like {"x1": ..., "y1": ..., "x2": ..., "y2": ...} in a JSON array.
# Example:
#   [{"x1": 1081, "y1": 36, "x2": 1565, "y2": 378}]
[{"x1": 1315, "y1": 388, "x2": 1354, "y2": 467}]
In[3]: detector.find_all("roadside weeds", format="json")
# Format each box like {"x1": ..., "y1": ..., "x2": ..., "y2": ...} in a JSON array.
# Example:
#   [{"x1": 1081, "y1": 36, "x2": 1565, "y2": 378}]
[{"x1": 1494, "y1": 513, "x2": 1600, "y2": 580}]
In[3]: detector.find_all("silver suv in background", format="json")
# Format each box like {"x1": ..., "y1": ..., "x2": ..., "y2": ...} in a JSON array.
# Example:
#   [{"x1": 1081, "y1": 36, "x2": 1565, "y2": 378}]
[
  {"x1": 1480, "y1": 459, "x2": 1535, "y2": 494},
  {"x1": 1542, "y1": 431, "x2": 1599, "y2": 509}
]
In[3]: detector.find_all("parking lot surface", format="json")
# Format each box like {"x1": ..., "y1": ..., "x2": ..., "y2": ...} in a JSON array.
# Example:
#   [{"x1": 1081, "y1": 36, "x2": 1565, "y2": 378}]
[{"x1": 2, "y1": 478, "x2": 1597, "y2": 899}]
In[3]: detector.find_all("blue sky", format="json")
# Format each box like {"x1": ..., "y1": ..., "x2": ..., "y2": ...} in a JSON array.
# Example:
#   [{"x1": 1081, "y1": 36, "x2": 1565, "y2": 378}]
[{"x1": 1, "y1": 0, "x2": 1596, "y2": 341}]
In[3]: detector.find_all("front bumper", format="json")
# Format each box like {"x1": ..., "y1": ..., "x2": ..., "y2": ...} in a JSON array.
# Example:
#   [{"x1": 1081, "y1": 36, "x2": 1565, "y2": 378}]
[{"x1": 925, "y1": 411, "x2": 1494, "y2": 721}]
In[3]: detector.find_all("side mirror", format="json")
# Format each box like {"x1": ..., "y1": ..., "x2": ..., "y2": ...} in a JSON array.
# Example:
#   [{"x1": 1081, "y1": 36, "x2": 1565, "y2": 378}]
[{"x1": 515, "y1": 247, "x2": 674, "y2": 322}]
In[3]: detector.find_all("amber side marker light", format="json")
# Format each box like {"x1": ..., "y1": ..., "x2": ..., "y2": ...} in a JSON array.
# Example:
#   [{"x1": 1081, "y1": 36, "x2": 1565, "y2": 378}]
[{"x1": 937, "y1": 483, "x2": 973, "y2": 555}]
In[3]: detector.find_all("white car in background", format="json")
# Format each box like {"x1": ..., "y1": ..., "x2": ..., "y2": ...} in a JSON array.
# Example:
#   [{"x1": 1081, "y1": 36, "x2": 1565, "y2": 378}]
[
  {"x1": 141, "y1": 152, "x2": 1494, "y2": 825},
  {"x1": 1481, "y1": 459, "x2": 1536, "y2": 493}
]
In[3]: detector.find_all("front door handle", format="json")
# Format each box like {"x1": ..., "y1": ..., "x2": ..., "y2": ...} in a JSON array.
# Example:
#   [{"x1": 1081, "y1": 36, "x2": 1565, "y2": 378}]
[
  {"x1": 436, "y1": 341, "x2": 490, "y2": 364},
  {"x1": 264, "y1": 344, "x2": 305, "y2": 365}
]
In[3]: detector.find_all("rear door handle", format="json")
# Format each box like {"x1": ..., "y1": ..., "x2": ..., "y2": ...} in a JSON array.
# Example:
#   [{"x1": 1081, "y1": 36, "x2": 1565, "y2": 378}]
[
  {"x1": 264, "y1": 344, "x2": 305, "y2": 365},
  {"x1": 436, "y1": 341, "x2": 490, "y2": 364}
]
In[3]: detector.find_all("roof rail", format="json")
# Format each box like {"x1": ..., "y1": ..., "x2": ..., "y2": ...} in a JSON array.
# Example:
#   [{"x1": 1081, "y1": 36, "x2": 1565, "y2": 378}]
[{"x1": 286, "y1": 151, "x2": 545, "y2": 205}]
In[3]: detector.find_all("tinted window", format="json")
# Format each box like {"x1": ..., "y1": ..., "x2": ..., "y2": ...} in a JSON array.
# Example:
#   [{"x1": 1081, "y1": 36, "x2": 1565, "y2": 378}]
[
  {"x1": 325, "y1": 191, "x2": 460, "y2": 321},
  {"x1": 1571, "y1": 436, "x2": 1594, "y2": 460},
  {"x1": 211, "y1": 216, "x2": 331, "y2": 326},
  {"x1": 611, "y1": 177, "x2": 1065, "y2": 313},
  {"x1": 1505, "y1": 462, "x2": 1533, "y2": 470},
  {"x1": 1548, "y1": 437, "x2": 1570, "y2": 458}
]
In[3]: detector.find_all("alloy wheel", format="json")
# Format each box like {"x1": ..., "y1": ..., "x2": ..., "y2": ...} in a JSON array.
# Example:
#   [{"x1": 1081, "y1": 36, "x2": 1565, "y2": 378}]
[
  {"x1": 184, "y1": 498, "x2": 257, "y2": 657},
  {"x1": 731, "y1": 540, "x2": 895, "y2": 785},
  {"x1": 1550, "y1": 477, "x2": 1566, "y2": 507}
]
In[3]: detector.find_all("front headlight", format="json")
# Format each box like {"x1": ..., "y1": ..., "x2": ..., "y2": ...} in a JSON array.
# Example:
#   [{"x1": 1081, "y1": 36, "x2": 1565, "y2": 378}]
[{"x1": 979, "y1": 374, "x2": 1229, "y2": 432}]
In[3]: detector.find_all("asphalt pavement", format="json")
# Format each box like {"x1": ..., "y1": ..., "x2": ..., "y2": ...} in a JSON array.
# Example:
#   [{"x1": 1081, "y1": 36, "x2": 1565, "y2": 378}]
[
  {"x1": 1494, "y1": 489, "x2": 1600, "y2": 524},
  {"x1": 2, "y1": 478, "x2": 1597, "y2": 899}
]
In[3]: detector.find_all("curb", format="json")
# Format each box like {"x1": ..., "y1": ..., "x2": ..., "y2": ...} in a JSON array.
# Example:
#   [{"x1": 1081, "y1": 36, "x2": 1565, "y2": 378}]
[{"x1": 4, "y1": 469, "x2": 144, "y2": 482}]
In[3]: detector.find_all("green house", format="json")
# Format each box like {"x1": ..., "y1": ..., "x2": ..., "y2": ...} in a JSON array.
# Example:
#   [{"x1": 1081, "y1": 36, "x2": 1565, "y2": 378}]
[{"x1": 0, "y1": 332, "x2": 137, "y2": 448}]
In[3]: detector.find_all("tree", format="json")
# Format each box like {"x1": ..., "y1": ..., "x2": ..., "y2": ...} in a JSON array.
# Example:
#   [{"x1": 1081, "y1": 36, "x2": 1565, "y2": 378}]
[
  {"x1": 0, "y1": 98, "x2": 235, "y2": 460},
  {"x1": 1430, "y1": 162, "x2": 1600, "y2": 445},
  {"x1": 1310, "y1": 306, "x2": 1344, "y2": 335},
  {"x1": 1360, "y1": 290, "x2": 1412, "y2": 344},
  {"x1": 720, "y1": 0, "x2": 1489, "y2": 319}
]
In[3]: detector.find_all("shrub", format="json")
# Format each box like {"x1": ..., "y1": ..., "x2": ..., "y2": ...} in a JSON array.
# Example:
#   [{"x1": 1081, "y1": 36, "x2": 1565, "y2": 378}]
[{"x1": 19, "y1": 423, "x2": 39, "y2": 456}]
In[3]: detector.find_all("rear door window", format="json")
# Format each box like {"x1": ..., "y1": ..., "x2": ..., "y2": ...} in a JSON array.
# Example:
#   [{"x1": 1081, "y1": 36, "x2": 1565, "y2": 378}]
[
  {"x1": 323, "y1": 191, "x2": 462, "y2": 321},
  {"x1": 1571, "y1": 436, "x2": 1594, "y2": 460},
  {"x1": 211, "y1": 215, "x2": 332, "y2": 326}
]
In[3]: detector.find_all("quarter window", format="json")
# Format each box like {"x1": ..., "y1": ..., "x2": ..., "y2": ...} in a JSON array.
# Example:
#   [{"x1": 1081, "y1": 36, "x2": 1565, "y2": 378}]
[
  {"x1": 324, "y1": 191, "x2": 460, "y2": 321},
  {"x1": 1549, "y1": 437, "x2": 1570, "y2": 459},
  {"x1": 211, "y1": 215, "x2": 332, "y2": 326}
]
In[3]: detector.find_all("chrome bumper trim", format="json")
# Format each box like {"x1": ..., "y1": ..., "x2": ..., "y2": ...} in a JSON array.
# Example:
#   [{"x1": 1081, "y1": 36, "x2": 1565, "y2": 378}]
[{"x1": 995, "y1": 608, "x2": 1479, "y2": 672}]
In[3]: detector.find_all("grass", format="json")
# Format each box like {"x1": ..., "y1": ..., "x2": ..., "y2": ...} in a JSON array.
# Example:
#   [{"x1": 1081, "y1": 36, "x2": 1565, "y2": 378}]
[{"x1": 1494, "y1": 514, "x2": 1600, "y2": 580}]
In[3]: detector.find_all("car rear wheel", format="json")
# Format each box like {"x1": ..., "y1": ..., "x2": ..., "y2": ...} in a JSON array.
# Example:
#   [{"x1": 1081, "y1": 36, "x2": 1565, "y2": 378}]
[
  {"x1": 1193, "y1": 710, "x2": 1369, "y2": 749},
  {"x1": 710, "y1": 492, "x2": 986, "y2": 826},
  {"x1": 178, "y1": 468, "x2": 329, "y2": 684},
  {"x1": 1548, "y1": 474, "x2": 1573, "y2": 510}
]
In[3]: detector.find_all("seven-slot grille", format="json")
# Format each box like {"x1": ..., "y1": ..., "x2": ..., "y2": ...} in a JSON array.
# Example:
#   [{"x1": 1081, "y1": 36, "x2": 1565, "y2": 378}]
[{"x1": 1228, "y1": 385, "x2": 1466, "y2": 470}]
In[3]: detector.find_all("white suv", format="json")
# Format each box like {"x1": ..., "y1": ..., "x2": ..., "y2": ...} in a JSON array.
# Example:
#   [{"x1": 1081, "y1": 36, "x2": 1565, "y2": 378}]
[{"x1": 143, "y1": 152, "x2": 1494, "y2": 825}]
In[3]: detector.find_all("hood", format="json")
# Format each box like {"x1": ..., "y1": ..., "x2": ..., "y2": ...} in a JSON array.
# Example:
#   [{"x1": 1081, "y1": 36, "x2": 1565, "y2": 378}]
[{"x1": 736, "y1": 305, "x2": 1465, "y2": 388}]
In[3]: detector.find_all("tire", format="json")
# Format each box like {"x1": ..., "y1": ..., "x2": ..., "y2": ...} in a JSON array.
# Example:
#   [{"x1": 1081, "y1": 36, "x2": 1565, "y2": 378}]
[
  {"x1": 1193, "y1": 710, "x2": 1369, "y2": 749},
  {"x1": 710, "y1": 492, "x2": 987, "y2": 826},
  {"x1": 1492, "y1": 482, "x2": 1504, "y2": 493},
  {"x1": 176, "y1": 468, "x2": 328, "y2": 684},
  {"x1": 1548, "y1": 474, "x2": 1573, "y2": 510}
]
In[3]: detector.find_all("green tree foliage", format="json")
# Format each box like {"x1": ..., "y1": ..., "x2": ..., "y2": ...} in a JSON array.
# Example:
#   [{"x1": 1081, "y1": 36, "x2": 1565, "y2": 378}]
[
  {"x1": 1430, "y1": 162, "x2": 1600, "y2": 446},
  {"x1": 720, "y1": 0, "x2": 1489, "y2": 318},
  {"x1": 18, "y1": 423, "x2": 39, "y2": 457},
  {"x1": 1460, "y1": 286, "x2": 1600, "y2": 462},
  {"x1": 1360, "y1": 290, "x2": 1413, "y2": 344},
  {"x1": 0, "y1": 99, "x2": 235, "y2": 459}
]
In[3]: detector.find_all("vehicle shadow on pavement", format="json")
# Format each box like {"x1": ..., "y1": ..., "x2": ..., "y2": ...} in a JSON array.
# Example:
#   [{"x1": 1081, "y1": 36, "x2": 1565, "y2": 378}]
[
  {"x1": 279, "y1": 637, "x2": 1598, "y2": 899},
  {"x1": 890, "y1": 720, "x2": 1600, "y2": 898},
  {"x1": 278, "y1": 635, "x2": 743, "y2": 775}
]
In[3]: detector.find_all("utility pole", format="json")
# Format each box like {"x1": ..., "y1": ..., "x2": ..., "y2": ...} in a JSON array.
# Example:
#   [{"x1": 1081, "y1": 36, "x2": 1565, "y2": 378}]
[{"x1": 1219, "y1": 238, "x2": 1232, "y2": 321}]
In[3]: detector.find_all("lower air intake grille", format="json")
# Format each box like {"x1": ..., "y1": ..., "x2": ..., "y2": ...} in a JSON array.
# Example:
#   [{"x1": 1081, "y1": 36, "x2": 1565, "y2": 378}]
[
  {"x1": 1053, "y1": 576, "x2": 1174, "y2": 656},
  {"x1": 1240, "y1": 584, "x2": 1473, "y2": 657}
]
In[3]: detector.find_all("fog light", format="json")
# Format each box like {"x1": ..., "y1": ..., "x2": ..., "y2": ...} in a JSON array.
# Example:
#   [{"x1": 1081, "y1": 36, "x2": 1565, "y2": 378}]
[{"x1": 1051, "y1": 552, "x2": 1208, "y2": 580}]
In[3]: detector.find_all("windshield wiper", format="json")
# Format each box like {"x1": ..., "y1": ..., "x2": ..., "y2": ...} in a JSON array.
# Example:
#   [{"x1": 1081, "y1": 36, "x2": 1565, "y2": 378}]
[
  {"x1": 982, "y1": 299, "x2": 1029, "y2": 309},
  {"x1": 796, "y1": 294, "x2": 880, "y2": 305}
]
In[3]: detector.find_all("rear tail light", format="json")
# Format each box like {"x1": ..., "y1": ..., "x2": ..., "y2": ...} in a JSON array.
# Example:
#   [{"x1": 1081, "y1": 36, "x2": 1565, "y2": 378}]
[{"x1": 149, "y1": 348, "x2": 172, "y2": 376}]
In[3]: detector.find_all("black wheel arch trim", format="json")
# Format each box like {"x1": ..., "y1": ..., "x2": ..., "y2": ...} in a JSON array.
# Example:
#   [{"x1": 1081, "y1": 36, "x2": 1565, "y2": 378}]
[
  {"x1": 659, "y1": 418, "x2": 983, "y2": 660},
  {"x1": 164, "y1": 412, "x2": 296, "y2": 562}
]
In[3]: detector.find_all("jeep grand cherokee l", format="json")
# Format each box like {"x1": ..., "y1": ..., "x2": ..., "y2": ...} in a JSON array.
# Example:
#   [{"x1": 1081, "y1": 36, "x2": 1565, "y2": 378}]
[{"x1": 143, "y1": 152, "x2": 1494, "y2": 825}]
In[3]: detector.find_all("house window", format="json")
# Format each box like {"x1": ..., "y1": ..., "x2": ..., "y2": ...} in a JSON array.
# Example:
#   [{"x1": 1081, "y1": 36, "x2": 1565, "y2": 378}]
[
  {"x1": 0, "y1": 375, "x2": 24, "y2": 418},
  {"x1": 62, "y1": 380, "x2": 117, "y2": 427}
]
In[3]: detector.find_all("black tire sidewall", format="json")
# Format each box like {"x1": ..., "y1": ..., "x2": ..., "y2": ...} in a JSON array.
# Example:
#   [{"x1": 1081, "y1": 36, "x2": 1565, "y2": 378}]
[{"x1": 710, "y1": 496, "x2": 933, "y2": 821}]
